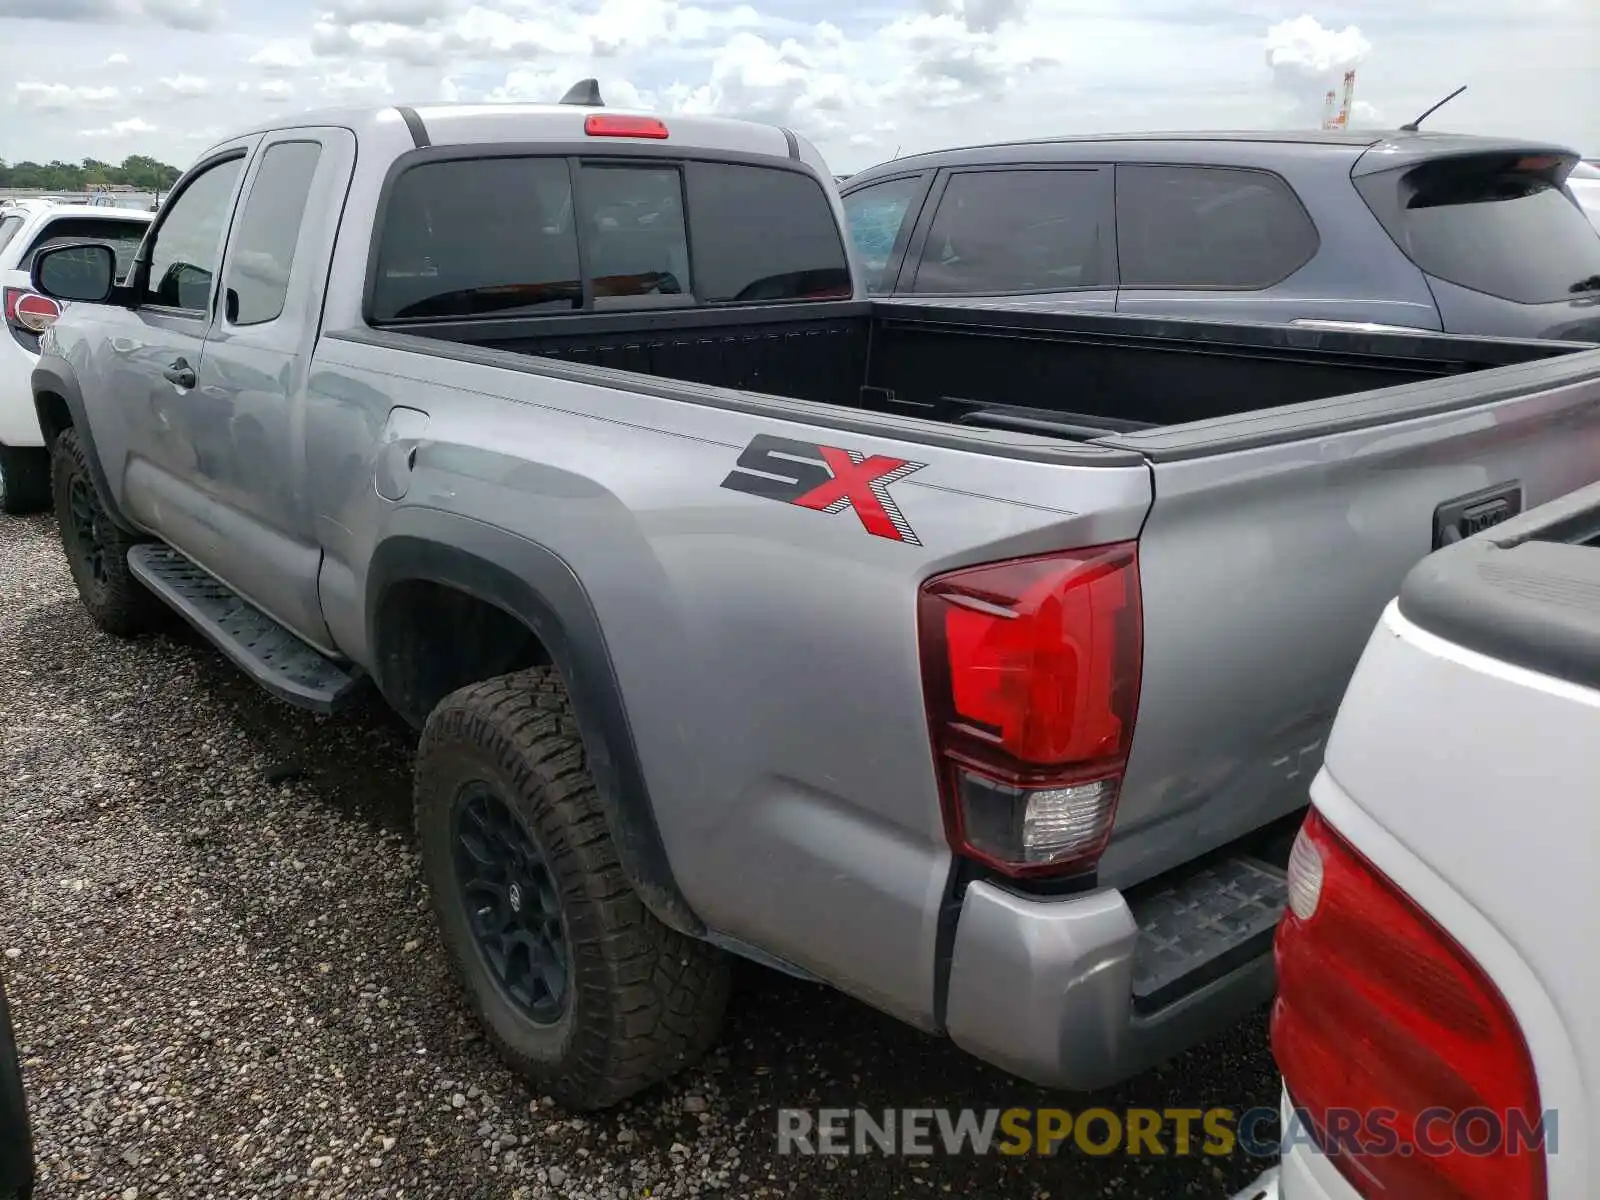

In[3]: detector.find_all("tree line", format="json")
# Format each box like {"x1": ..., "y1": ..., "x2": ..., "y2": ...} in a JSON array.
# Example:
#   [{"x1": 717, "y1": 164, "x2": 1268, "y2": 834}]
[{"x1": 0, "y1": 155, "x2": 182, "y2": 193}]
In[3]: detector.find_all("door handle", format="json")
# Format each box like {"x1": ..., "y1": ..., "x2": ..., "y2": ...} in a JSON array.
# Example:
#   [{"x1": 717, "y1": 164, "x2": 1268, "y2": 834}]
[{"x1": 162, "y1": 358, "x2": 196, "y2": 388}]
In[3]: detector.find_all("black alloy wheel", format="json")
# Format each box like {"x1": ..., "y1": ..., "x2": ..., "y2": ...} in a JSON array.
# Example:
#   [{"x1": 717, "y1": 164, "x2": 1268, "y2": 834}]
[
  {"x1": 453, "y1": 782, "x2": 570, "y2": 1025},
  {"x1": 65, "y1": 474, "x2": 110, "y2": 591}
]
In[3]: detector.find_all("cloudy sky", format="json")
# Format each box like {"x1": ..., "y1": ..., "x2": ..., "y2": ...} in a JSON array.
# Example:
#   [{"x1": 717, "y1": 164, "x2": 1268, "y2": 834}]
[{"x1": 1, "y1": 0, "x2": 1595, "y2": 174}]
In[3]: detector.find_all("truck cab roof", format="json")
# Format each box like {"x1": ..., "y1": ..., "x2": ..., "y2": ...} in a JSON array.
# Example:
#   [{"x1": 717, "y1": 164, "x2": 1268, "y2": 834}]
[{"x1": 210, "y1": 102, "x2": 806, "y2": 167}]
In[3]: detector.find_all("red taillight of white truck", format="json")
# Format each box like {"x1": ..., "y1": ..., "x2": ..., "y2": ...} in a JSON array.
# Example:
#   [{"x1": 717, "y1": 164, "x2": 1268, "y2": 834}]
[
  {"x1": 917, "y1": 542, "x2": 1142, "y2": 879},
  {"x1": 1272, "y1": 809, "x2": 1547, "y2": 1200}
]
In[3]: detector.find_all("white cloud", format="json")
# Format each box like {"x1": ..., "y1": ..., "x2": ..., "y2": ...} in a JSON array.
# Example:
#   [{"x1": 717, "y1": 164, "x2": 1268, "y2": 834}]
[
  {"x1": 319, "y1": 61, "x2": 393, "y2": 101},
  {"x1": 13, "y1": 82, "x2": 122, "y2": 111},
  {"x1": 0, "y1": 0, "x2": 223, "y2": 29},
  {"x1": 1350, "y1": 99, "x2": 1383, "y2": 127},
  {"x1": 248, "y1": 40, "x2": 314, "y2": 71},
  {"x1": 324, "y1": 0, "x2": 446, "y2": 25},
  {"x1": 140, "y1": 0, "x2": 219, "y2": 30},
  {"x1": 80, "y1": 116, "x2": 157, "y2": 136},
  {"x1": 1264, "y1": 14, "x2": 1371, "y2": 126},
  {"x1": 1, "y1": 0, "x2": 1596, "y2": 171},
  {"x1": 307, "y1": 0, "x2": 766, "y2": 66},
  {"x1": 486, "y1": 68, "x2": 650, "y2": 108},
  {"x1": 159, "y1": 74, "x2": 211, "y2": 97}
]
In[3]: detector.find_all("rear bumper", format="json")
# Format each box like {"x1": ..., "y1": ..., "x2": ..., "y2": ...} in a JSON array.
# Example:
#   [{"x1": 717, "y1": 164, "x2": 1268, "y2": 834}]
[{"x1": 943, "y1": 854, "x2": 1284, "y2": 1091}]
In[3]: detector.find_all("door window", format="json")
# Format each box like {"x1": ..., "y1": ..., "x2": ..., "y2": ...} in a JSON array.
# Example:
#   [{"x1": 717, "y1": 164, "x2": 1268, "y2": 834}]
[
  {"x1": 913, "y1": 169, "x2": 1109, "y2": 294},
  {"x1": 224, "y1": 141, "x2": 323, "y2": 326},
  {"x1": 842, "y1": 177, "x2": 924, "y2": 294},
  {"x1": 143, "y1": 155, "x2": 245, "y2": 312},
  {"x1": 1117, "y1": 164, "x2": 1318, "y2": 289}
]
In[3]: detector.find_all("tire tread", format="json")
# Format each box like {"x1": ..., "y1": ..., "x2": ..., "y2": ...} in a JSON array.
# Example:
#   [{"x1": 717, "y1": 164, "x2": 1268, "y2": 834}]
[{"x1": 415, "y1": 666, "x2": 729, "y2": 1110}]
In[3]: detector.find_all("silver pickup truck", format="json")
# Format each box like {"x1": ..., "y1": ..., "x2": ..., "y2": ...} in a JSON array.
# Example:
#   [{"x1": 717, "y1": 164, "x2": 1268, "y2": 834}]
[{"x1": 24, "y1": 93, "x2": 1600, "y2": 1110}]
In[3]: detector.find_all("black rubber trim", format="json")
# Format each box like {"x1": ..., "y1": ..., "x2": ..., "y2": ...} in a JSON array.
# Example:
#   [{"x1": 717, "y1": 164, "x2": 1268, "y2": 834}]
[
  {"x1": 365, "y1": 519, "x2": 702, "y2": 935},
  {"x1": 0, "y1": 972, "x2": 34, "y2": 1200},
  {"x1": 395, "y1": 105, "x2": 430, "y2": 149},
  {"x1": 1398, "y1": 477, "x2": 1600, "y2": 690},
  {"x1": 779, "y1": 126, "x2": 800, "y2": 160},
  {"x1": 28, "y1": 357, "x2": 140, "y2": 532},
  {"x1": 1096, "y1": 337, "x2": 1600, "y2": 462}
]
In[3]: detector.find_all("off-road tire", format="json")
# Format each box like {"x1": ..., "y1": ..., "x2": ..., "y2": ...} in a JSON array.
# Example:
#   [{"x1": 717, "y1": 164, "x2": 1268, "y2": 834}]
[
  {"x1": 416, "y1": 666, "x2": 730, "y2": 1110},
  {"x1": 0, "y1": 444, "x2": 50, "y2": 515},
  {"x1": 51, "y1": 427, "x2": 164, "y2": 637}
]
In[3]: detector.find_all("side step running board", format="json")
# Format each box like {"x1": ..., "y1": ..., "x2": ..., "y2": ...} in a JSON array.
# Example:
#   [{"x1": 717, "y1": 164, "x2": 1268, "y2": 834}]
[
  {"x1": 126, "y1": 544, "x2": 363, "y2": 715},
  {"x1": 1127, "y1": 855, "x2": 1288, "y2": 1013}
]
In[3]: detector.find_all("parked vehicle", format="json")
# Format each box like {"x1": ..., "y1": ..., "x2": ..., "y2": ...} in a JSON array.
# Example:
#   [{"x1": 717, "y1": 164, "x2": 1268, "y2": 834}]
[
  {"x1": 24, "y1": 94, "x2": 1600, "y2": 1109},
  {"x1": 0, "y1": 201, "x2": 150, "y2": 513},
  {"x1": 1569, "y1": 159, "x2": 1600, "y2": 230},
  {"x1": 0, "y1": 969, "x2": 33, "y2": 1200},
  {"x1": 1246, "y1": 480, "x2": 1600, "y2": 1200},
  {"x1": 840, "y1": 131, "x2": 1600, "y2": 341}
]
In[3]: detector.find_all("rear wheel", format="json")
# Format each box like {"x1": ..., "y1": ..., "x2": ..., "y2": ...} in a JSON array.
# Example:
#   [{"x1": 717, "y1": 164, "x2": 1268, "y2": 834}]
[
  {"x1": 0, "y1": 445, "x2": 50, "y2": 515},
  {"x1": 51, "y1": 427, "x2": 164, "y2": 637},
  {"x1": 415, "y1": 666, "x2": 730, "y2": 1110}
]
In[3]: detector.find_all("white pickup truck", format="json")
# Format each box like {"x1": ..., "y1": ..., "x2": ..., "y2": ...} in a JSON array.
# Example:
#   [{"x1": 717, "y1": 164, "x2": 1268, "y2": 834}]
[{"x1": 1246, "y1": 481, "x2": 1600, "y2": 1200}]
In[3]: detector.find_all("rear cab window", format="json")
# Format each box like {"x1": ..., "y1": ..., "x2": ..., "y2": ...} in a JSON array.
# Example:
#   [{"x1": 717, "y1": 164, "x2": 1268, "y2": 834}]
[
  {"x1": 1356, "y1": 153, "x2": 1600, "y2": 304},
  {"x1": 0, "y1": 215, "x2": 23, "y2": 257},
  {"x1": 369, "y1": 153, "x2": 851, "y2": 324},
  {"x1": 22, "y1": 217, "x2": 148, "y2": 280},
  {"x1": 1115, "y1": 164, "x2": 1318, "y2": 288}
]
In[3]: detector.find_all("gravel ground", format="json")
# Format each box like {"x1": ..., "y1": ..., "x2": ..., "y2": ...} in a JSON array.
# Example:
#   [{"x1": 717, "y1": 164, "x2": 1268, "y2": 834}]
[{"x1": 0, "y1": 512, "x2": 1280, "y2": 1199}]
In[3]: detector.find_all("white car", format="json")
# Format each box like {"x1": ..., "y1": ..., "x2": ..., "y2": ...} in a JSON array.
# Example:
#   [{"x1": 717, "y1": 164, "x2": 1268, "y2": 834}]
[
  {"x1": 0, "y1": 201, "x2": 150, "y2": 513},
  {"x1": 1240, "y1": 481, "x2": 1600, "y2": 1200},
  {"x1": 1570, "y1": 160, "x2": 1600, "y2": 231}
]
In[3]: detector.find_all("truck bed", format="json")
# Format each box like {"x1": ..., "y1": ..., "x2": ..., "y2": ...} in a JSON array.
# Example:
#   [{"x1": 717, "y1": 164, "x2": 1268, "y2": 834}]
[{"x1": 390, "y1": 300, "x2": 1583, "y2": 442}]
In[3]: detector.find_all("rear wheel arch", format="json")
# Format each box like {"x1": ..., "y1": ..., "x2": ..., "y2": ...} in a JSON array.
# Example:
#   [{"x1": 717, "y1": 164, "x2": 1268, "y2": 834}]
[{"x1": 366, "y1": 526, "x2": 702, "y2": 937}]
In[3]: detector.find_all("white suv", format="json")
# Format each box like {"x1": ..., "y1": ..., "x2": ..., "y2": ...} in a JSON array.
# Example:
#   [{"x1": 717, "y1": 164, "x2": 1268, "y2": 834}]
[
  {"x1": 0, "y1": 201, "x2": 151, "y2": 513},
  {"x1": 1241, "y1": 480, "x2": 1600, "y2": 1200}
]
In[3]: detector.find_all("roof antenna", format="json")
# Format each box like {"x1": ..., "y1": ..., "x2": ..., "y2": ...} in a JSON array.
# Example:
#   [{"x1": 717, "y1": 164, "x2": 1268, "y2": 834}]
[
  {"x1": 559, "y1": 78, "x2": 604, "y2": 107},
  {"x1": 1400, "y1": 85, "x2": 1466, "y2": 132}
]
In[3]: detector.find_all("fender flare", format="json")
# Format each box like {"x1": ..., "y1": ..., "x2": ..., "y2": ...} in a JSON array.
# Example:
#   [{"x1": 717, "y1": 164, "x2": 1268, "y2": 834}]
[
  {"x1": 30, "y1": 356, "x2": 139, "y2": 532},
  {"x1": 365, "y1": 512, "x2": 702, "y2": 937}
]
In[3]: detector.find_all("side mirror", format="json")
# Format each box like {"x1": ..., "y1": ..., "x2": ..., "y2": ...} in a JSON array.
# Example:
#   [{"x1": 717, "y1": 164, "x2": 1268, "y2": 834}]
[
  {"x1": 0, "y1": 972, "x2": 34, "y2": 1200},
  {"x1": 30, "y1": 242, "x2": 118, "y2": 305}
]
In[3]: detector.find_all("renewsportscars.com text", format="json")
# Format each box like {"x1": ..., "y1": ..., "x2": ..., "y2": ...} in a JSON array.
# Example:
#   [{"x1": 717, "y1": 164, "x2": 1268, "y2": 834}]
[{"x1": 776, "y1": 1106, "x2": 1558, "y2": 1159}]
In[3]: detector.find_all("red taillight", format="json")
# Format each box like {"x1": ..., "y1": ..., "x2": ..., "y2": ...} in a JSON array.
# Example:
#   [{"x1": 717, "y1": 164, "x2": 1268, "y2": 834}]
[
  {"x1": 917, "y1": 542, "x2": 1142, "y2": 879},
  {"x1": 2, "y1": 287, "x2": 60, "y2": 334},
  {"x1": 584, "y1": 114, "x2": 669, "y2": 140},
  {"x1": 1272, "y1": 809, "x2": 1546, "y2": 1200}
]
